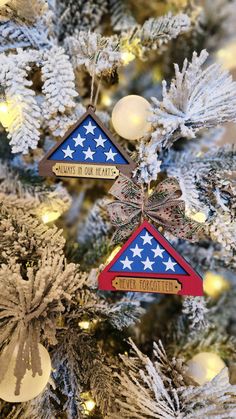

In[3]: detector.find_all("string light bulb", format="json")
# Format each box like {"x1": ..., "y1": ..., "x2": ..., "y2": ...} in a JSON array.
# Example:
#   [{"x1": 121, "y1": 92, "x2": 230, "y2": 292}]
[
  {"x1": 101, "y1": 92, "x2": 112, "y2": 107},
  {"x1": 204, "y1": 272, "x2": 230, "y2": 298},
  {"x1": 81, "y1": 392, "x2": 96, "y2": 415},
  {"x1": 84, "y1": 399, "x2": 96, "y2": 413},
  {"x1": 0, "y1": 90, "x2": 11, "y2": 128},
  {"x1": 121, "y1": 51, "x2": 136, "y2": 65},
  {"x1": 78, "y1": 320, "x2": 91, "y2": 330},
  {"x1": 120, "y1": 38, "x2": 140, "y2": 66},
  {"x1": 41, "y1": 210, "x2": 62, "y2": 224},
  {"x1": 216, "y1": 42, "x2": 236, "y2": 71}
]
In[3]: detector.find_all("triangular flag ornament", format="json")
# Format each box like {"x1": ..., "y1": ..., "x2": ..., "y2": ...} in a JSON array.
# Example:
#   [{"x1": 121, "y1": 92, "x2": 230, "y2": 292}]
[
  {"x1": 39, "y1": 106, "x2": 136, "y2": 179},
  {"x1": 99, "y1": 221, "x2": 203, "y2": 296}
]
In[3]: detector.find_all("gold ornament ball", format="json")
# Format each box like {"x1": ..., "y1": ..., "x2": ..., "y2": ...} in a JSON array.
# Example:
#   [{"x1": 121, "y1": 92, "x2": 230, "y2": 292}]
[
  {"x1": 112, "y1": 95, "x2": 151, "y2": 140},
  {"x1": 187, "y1": 352, "x2": 226, "y2": 385},
  {"x1": 0, "y1": 344, "x2": 51, "y2": 403}
]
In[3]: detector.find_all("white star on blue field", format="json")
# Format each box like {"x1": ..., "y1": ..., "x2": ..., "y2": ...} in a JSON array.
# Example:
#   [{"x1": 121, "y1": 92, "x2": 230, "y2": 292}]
[
  {"x1": 49, "y1": 116, "x2": 128, "y2": 165},
  {"x1": 109, "y1": 227, "x2": 187, "y2": 274}
]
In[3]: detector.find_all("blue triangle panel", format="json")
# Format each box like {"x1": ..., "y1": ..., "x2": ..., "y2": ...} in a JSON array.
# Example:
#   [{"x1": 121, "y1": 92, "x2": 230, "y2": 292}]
[
  {"x1": 49, "y1": 115, "x2": 128, "y2": 165},
  {"x1": 109, "y1": 227, "x2": 188, "y2": 275}
]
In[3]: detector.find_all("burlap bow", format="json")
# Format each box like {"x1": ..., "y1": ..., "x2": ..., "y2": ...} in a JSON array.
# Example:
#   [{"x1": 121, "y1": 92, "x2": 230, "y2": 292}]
[{"x1": 108, "y1": 174, "x2": 204, "y2": 243}]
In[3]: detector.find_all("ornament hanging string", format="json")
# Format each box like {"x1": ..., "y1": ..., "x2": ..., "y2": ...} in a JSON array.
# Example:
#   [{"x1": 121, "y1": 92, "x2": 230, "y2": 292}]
[{"x1": 89, "y1": 63, "x2": 102, "y2": 109}]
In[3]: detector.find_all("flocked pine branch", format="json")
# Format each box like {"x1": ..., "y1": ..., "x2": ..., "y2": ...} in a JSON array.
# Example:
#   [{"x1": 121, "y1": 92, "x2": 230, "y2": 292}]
[
  {"x1": 182, "y1": 297, "x2": 209, "y2": 332},
  {"x1": 0, "y1": 50, "x2": 41, "y2": 154},
  {"x1": 109, "y1": 0, "x2": 136, "y2": 32},
  {"x1": 167, "y1": 145, "x2": 236, "y2": 213},
  {"x1": 124, "y1": 13, "x2": 190, "y2": 56},
  {"x1": 198, "y1": 0, "x2": 236, "y2": 51},
  {"x1": 56, "y1": 0, "x2": 108, "y2": 38},
  {"x1": 77, "y1": 198, "x2": 112, "y2": 268},
  {"x1": 66, "y1": 13, "x2": 190, "y2": 77},
  {"x1": 150, "y1": 50, "x2": 236, "y2": 149},
  {"x1": 66, "y1": 31, "x2": 122, "y2": 77},
  {"x1": 0, "y1": 44, "x2": 79, "y2": 153},
  {"x1": 0, "y1": 249, "x2": 86, "y2": 396},
  {"x1": 209, "y1": 211, "x2": 236, "y2": 253},
  {"x1": 112, "y1": 339, "x2": 236, "y2": 418},
  {"x1": 23, "y1": 331, "x2": 116, "y2": 418},
  {"x1": 41, "y1": 45, "x2": 77, "y2": 117},
  {"x1": 0, "y1": 13, "x2": 51, "y2": 52},
  {"x1": 0, "y1": 196, "x2": 65, "y2": 264}
]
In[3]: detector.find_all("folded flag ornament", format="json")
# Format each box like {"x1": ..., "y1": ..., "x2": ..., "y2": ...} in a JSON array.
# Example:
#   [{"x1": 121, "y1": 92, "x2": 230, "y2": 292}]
[
  {"x1": 99, "y1": 221, "x2": 203, "y2": 296},
  {"x1": 39, "y1": 107, "x2": 136, "y2": 179}
]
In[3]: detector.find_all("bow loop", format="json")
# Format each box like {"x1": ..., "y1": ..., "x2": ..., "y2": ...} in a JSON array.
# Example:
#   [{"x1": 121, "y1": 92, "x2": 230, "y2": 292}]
[{"x1": 108, "y1": 174, "x2": 204, "y2": 243}]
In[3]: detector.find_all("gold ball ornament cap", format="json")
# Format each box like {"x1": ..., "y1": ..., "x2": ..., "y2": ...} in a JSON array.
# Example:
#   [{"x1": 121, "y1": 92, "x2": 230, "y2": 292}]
[
  {"x1": 112, "y1": 95, "x2": 151, "y2": 140},
  {"x1": 0, "y1": 343, "x2": 51, "y2": 403}
]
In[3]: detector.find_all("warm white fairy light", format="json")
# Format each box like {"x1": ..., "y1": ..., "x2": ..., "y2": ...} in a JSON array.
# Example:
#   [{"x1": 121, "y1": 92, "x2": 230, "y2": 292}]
[
  {"x1": 84, "y1": 399, "x2": 96, "y2": 413},
  {"x1": 216, "y1": 42, "x2": 236, "y2": 71},
  {"x1": 121, "y1": 51, "x2": 136, "y2": 65},
  {"x1": 204, "y1": 272, "x2": 230, "y2": 298},
  {"x1": 41, "y1": 210, "x2": 62, "y2": 224},
  {"x1": 78, "y1": 320, "x2": 91, "y2": 330},
  {"x1": 0, "y1": 101, "x2": 11, "y2": 128},
  {"x1": 81, "y1": 392, "x2": 96, "y2": 415},
  {"x1": 101, "y1": 92, "x2": 112, "y2": 107}
]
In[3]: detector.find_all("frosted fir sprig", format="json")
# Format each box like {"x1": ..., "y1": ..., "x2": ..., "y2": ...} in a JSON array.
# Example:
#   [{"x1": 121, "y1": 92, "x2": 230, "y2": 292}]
[
  {"x1": 109, "y1": 0, "x2": 136, "y2": 32},
  {"x1": 0, "y1": 249, "x2": 86, "y2": 396},
  {"x1": 209, "y1": 211, "x2": 236, "y2": 252},
  {"x1": 134, "y1": 141, "x2": 162, "y2": 184},
  {"x1": 0, "y1": 17, "x2": 51, "y2": 52},
  {"x1": 41, "y1": 45, "x2": 77, "y2": 116},
  {"x1": 167, "y1": 145, "x2": 236, "y2": 213},
  {"x1": 197, "y1": 0, "x2": 236, "y2": 51},
  {"x1": 112, "y1": 339, "x2": 236, "y2": 418},
  {"x1": 125, "y1": 13, "x2": 190, "y2": 55},
  {"x1": 150, "y1": 50, "x2": 236, "y2": 149},
  {"x1": 0, "y1": 46, "x2": 78, "y2": 153},
  {"x1": 56, "y1": 0, "x2": 108, "y2": 37},
  {"x1": 66, "y1": 31, "x2": 122, "y2": 76},
  {"x1": 182, "y1": 297, "x2": 209, "y2": 332},
  {"x1": 0, "y1": 0, "x2": 52, "y2": 53}
]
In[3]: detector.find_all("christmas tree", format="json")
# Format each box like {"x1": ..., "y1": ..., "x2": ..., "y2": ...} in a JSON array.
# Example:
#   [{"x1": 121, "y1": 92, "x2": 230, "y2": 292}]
[{"x1": 0, "y1": 0, "x2": 236, "y2": 417}]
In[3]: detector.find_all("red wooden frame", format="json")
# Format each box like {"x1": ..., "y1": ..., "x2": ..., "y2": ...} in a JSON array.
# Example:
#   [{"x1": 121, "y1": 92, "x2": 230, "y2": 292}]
[{"x1": 99, "y1": 220, "x2": 203, "y2": 296}]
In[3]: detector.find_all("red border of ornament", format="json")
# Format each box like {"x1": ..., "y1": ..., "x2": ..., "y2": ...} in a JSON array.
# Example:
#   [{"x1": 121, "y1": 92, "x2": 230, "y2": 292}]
[{"x1": 98, "y1": 220, "x2": 203, "y2": 296}]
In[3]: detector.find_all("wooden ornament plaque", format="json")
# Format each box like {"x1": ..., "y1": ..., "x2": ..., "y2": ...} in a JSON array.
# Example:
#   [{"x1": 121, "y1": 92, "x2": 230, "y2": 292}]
[
  {"x1": 39, "y1": 107, "x2": 136, "y2": 179},
  {"x1": 99, "y1": 221, "x2": 203, "y2": 296}
]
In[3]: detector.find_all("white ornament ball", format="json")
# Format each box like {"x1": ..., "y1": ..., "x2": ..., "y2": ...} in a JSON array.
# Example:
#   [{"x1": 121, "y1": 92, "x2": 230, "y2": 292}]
[
  {"x1": 0, "y1": 344, "x2": 51, "y2": 403},
  {"x1": 187, "y1": 352, "x2": 226, "y2": 385},
  {"x1": 112, "y1": 95, "x2": 151, "y2": 140},
  {"x1": 0, "y1": 0, "x2": 9, "y2": 7}
]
